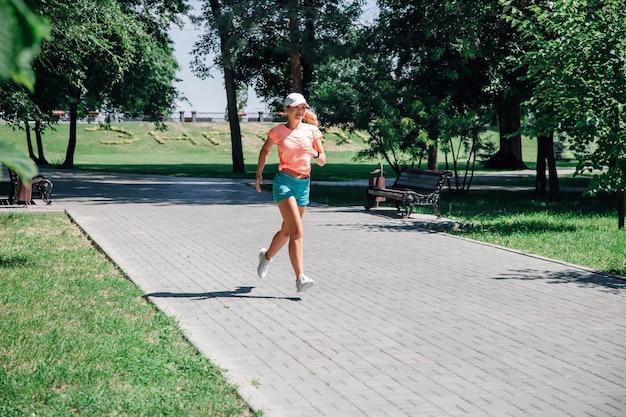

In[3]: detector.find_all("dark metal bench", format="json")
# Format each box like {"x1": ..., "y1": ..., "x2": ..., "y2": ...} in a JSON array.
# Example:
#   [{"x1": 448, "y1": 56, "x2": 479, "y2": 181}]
[
  {"x1": 7, "y1": 169, "x2": 53, "y2": 205},
  {"x1": 365, "y1": 167, "x2": 451, "y2": 218}
]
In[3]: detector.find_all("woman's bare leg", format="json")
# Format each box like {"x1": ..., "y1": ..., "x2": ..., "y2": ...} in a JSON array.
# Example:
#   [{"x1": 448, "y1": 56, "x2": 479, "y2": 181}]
[
  {"x1": 264, "y1": 221, "x2": 289, "y2": 261},
  {"x1": 269, "y1": 197, "x2": 306, "y2": 277}
]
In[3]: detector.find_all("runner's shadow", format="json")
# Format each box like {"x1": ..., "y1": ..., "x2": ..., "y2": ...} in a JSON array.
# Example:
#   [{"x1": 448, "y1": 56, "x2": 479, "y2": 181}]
[{"x1": 147, "y1": 286, "x2": 301, "y2": 301}]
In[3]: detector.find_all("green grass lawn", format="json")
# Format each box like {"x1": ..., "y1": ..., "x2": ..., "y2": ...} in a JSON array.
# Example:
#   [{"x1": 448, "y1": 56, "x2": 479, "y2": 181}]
[
  {"x1": 1, "y1": 121, "x2": 377, "y2": 180},
  {"x1": 0, "y1": 121, "x2": 583, "y2": 181},
  {"x1": 0, "y1": 213, "x2": 260, "y2": 417},
  {"x1": 444, "y1": 191, "x2": 626, "y2": 276}
]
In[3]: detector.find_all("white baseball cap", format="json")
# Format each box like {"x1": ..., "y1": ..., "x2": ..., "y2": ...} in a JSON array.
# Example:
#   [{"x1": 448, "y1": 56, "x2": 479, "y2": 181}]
[{"x1": 284, "y1": 92, "x2": 309, "y2": 108}]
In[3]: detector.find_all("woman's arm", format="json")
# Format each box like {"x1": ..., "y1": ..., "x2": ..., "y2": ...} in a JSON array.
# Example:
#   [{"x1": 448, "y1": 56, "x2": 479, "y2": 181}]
[
  {"x1": 255, "y1": 138, "x2": 274, "y2": 192},
  {"x1": 312, "y1": 138, "x2": 326, "y2": 167}
]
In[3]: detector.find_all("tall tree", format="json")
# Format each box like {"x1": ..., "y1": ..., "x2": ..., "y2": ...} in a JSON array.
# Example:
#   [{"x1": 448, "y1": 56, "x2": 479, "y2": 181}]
[
  {"x1": 233, "y1": 0, "x2": 363, "y2": 103},
  {"x1": 506, "y1": 0, "x2": 626, "y2": 228},
  {"x1": 317, "y1": 0, "x2": 495, "y2": 186},
  {"x1": 193, "y1": 0, "x2": 245, "y2": 173},
  {"x1": 192, "y1": 0, "x2": 363, "y2": 172},
  {"x1": 374, "y1": 0, "x2": 494, "y2": 171},
  {"x1": 287, "y1": 0, "x2": 302, "y2": 92},
  {"x1": 481, "y1": 15, "x2": 530, "y2": 171}
]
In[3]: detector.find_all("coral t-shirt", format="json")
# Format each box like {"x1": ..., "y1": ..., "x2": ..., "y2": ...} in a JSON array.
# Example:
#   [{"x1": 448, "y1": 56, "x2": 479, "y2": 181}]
[{"x1": 268, "y1": 123, "x2": 323, "y2": 176}]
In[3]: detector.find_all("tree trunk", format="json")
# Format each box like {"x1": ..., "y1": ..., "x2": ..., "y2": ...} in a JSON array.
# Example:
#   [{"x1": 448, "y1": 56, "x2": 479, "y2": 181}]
[
  {"x1": 426, "y1": 127, "x2": 439, "y2": 170},
  {"x1": 24, "y1": 121, "x2": 35, "y2": 160},
  {"x1": 535, "y1": 138, "x2": 546, "y2": 195},
  {"x1": 224, "y1": 66, "x2": 245, "y2": 173},
  {"x1": 300, "y1": 0, "x2": 315, "y2": 98},
  {"x1": 546, "y1": 134, "x2": 560, "y2": 202},
  {"x1": 209, "y1": 0, "x2": 245, "y2": 173},
  {"x1": 618, "y1": 189, "x2": 625, "y2": 229},
  {"x1": 536, "y1": 131, "x2": 560, "y2": 200},
  {"x1": 427, "y1": 143, "x2": 438, "y2": 170},
  {"x1": 34, "y1": 120, "x2": 48, "y2": 166},
  {"x1": 62, "y1": 101, "x2": 78, "y2": 169},
  {"x1": 484, "y1": 95, "x2": 526, "y2": 169},
  {"x1": 288, "y1": 0, "x2": 301, "y2": 92}
]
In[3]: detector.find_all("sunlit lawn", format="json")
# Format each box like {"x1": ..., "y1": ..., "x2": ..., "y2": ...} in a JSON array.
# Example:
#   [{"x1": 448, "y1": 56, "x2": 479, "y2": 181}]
[
  {"x1": 0, "y1": 213, "x2": 260, "y2": 417},
  {"x1": 1, "y1": 121, "x2": 581, "y2": 180}
]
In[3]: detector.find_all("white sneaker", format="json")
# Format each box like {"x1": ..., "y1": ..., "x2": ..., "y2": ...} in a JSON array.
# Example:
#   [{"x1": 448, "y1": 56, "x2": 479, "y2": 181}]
[
  {"x1": 296, "y1": 274, "x2": 315, "y2": 293},
  {"x1": 257, "y1": 248, "x2": 272, "y2": 279}
]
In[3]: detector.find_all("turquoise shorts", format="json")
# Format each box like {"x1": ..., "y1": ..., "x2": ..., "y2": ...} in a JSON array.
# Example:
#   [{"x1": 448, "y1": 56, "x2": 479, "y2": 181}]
[{"x1": 273, "y1": 171, "x2": 310, "y2": 206}]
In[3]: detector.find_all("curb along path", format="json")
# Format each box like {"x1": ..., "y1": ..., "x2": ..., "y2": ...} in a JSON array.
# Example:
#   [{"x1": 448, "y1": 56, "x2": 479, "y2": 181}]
[{"x1": 17, "y1": 169, "x2": 626, "y2": 417}]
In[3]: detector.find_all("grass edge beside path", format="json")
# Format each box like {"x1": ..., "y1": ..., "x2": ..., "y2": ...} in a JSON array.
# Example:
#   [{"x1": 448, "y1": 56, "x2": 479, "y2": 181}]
[
  {"x1": 0, "y1": 212, "x2": 261, "y2": 417},
  {"x1": 311, "y1": 184, "x2": 626, "y2": 278}
]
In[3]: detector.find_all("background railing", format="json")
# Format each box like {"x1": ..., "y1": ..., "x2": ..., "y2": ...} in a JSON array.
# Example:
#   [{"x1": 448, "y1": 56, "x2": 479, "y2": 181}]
[{"x1": 174, "y1": 111, "x2": 283, "y2": 123}]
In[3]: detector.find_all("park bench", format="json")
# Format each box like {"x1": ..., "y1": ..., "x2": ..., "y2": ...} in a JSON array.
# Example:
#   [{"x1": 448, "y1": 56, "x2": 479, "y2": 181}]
[
  {"x1": 6, "y1": 169, "x2": 53, "y2": 205},
  {"x1": 365, "y1": 167, "x2": 452, "y2": 218}
]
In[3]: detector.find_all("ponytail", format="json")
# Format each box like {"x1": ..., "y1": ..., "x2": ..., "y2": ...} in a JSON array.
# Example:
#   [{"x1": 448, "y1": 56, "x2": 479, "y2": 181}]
[{"x1": 303, "y1": 109, "x2": 319, "y2": 126}]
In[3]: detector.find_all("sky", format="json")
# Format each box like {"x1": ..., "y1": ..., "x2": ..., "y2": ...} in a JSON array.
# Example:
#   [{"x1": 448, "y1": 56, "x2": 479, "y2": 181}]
[
  {"x1": 168, "y1": 2, "x2": 264, "y2": 117},
  {"x1": 169, "y1": 1, "x2": 378, "y2": 118}
]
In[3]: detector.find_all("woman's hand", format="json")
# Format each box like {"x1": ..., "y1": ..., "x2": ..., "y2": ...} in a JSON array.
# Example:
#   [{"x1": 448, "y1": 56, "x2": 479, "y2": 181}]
[
  {"x1": 254, "y1": 176, "x2": 263, "y2": 193},
  {"x1": 304, "y1": 139, "x2": 325, "y2": 166}
]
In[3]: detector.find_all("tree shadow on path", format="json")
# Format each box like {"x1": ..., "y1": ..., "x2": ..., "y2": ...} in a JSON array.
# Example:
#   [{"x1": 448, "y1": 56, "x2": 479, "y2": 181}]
[{"x1": 493, "y1": 268, "x2": 626, "y2": 294}]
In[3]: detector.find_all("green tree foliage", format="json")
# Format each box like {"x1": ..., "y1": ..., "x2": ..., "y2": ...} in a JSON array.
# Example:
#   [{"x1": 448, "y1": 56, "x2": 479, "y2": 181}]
[
  {"x1": 28, "y1": 0, "x2": 185, "y2": 168},
  {"x1": 192, "y1": 0, "x2": 363, "y2": 109},
  {"x1": 0, "y1": 0, "x2": 49, "y2": 91},
  {"x1": 114, "y1": 0, "x2": 187, "y2": 120},
  {"x1": 237, "y1": 0, "x2": 363, "y2": 104},
  {"x1": 191, "y1": 0, "x2": 363, "y2": 172},
  {"x1": 315, "y1": 55, "x2": 432, "y2": 174},
  {"x1": 0, "y1": 81, "x2": 51, "y2": 165},
  {"x1": 377, "y1": 0, "x2": 492, "y2": 178},
  {"x1": 0, "y1": 0, "x2": 49, "y2": 182},
  {"x1": 317, "y1": 0, "x2": 496, "y2": 187},
  {"x1": 504, "y1": 0, "x2": 626, "y2": 227}
]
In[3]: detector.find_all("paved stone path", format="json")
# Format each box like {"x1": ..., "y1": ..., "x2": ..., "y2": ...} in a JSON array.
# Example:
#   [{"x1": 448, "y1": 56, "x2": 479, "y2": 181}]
[{"x1": 11, "y1": 169, "x2": 626, "y2": 417}]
